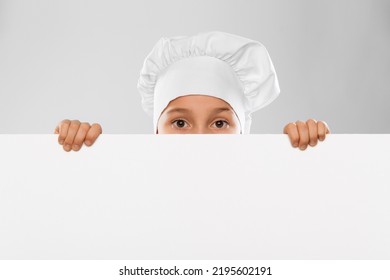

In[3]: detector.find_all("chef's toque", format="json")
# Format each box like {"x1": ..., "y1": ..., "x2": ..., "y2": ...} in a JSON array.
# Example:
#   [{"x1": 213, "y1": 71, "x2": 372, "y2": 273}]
[{"x1": 137, "y1": 30, "x2": 280, "y2": 134}]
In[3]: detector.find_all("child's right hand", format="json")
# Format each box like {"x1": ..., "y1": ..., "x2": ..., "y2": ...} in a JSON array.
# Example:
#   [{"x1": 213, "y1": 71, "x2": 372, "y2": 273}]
[{"x1": 54, "y1": 120, "x2": 102, "y2": 152}]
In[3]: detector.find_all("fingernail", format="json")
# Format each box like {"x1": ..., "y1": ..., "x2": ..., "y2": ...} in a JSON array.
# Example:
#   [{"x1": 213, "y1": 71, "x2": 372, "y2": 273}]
[
  {"x1": 72, "y1": 144, "x2": 79, "y2": 150},
  {"x1": 64, "y1": 144, "x2": 71, "y2": 151},
  {"x1": 300, "y1": 145, "x2": 307, "y2": 150},
  {"x1": 85, "y1": 141, "x2": 91, "y2": 146},
  {"x1": 293, "y1": 142, "x2": 298, "y2": 147},
  {"x1": 59, "y1": 140, "x2": 64, "y2": 144}
]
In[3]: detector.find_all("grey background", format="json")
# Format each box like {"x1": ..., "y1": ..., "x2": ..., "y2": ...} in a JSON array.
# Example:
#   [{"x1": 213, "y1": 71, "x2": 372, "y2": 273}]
[{"x1": 0, "y1": 0, "x2": 389, "y2": 134}]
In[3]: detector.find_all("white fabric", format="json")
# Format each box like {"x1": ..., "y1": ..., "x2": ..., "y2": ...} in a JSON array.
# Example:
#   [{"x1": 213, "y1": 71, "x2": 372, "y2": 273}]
[
  {"x1": 137, "y1": 31, "x2": 281, "y2": 134},
  {"x1": 154, "y1": 56, "x2": 246, "y2": 133}
]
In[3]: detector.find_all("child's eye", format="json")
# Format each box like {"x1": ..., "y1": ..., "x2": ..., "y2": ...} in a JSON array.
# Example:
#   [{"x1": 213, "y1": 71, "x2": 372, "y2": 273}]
[
  {"x1": 172, "y1": 119, "x2": 189, "y2": 129},
  {"x1": 212, "y1": 120, "x2": 230, "y2": 129}
]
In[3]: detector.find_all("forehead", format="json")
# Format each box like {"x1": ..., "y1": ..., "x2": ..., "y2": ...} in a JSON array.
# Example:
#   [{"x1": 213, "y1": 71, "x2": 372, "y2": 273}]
[{"x1": 166, "y1": 94, "x2": 234, "y2": 110}]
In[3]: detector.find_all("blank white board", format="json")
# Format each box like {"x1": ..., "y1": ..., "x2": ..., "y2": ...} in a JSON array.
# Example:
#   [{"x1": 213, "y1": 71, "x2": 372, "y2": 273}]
[{"x1": 0, "y1": 134, "x2": 389, "y2": 259}]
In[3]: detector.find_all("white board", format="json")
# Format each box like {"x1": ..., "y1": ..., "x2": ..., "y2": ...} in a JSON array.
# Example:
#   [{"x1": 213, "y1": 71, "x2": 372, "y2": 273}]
[{"x1": 0, "y1": 135, "x2": 389, "y2": 259}]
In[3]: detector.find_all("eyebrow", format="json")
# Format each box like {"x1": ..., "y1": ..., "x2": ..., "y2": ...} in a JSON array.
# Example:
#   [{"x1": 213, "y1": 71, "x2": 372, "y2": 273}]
[{"x1": 165, "y1": 107, "x2": 232, "y2": 115}]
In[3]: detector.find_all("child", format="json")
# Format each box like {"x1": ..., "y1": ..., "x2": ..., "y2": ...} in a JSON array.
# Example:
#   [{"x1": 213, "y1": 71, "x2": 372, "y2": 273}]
[{"x1": 54, "y1": 31, "x2": 330, "y2": 152}]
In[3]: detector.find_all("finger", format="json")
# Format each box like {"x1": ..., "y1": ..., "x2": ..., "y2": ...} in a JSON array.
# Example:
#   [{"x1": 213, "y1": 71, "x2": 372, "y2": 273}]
[
  {"x1": 323, "y1": 121, "x2": 331, "y2": 134},
  {"x1": 54, "y1": 125, "x2": 59, "y2": 134},
  {"x1": 318, "y1": 121, "x2": 328, "y2": 141},
  {"x1": 63, "y1": 120, "x2": 81, "y2": 152},
  {"x1": 85, "y1": 123, "x2": 102, "y2": 146},
  {"x1": 58, "y1": 119, "x2": 71, "y2": 145},
  {"x1": 72, "y1": 122, "x2": 90, "y2": 151},
  {"x1": 296, "y1": 121, "x2": 310, "y2": 150},
  {"x1": 283, "y1": 123, "x2": 299, "y2": 148},
  {"x1": 306, "y1": 119, "x2": 318, "y2": 147}
]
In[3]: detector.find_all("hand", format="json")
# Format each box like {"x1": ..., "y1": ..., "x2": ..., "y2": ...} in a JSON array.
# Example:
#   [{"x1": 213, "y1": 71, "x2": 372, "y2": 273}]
[
  {"x1": 54, "y1": 119, "x2": 102, "y2": 152},
  {"x1": 283, "y1": 119, "x2": 330, "y2": 150}
]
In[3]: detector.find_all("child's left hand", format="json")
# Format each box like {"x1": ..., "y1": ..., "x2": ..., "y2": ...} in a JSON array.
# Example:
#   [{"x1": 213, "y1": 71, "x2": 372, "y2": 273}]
[{"x1": 283, "y1": 119, "x2": 330, "y2": 150}]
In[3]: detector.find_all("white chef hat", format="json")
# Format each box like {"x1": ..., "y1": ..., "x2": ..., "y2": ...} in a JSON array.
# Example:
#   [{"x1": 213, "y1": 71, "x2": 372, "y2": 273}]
[{"x1": 137, "y1": 31, "x2": 280, "y2": 134}]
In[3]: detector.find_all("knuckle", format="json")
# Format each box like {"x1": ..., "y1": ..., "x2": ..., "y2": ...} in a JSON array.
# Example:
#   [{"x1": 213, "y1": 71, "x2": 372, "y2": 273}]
[
  {"x1": 61, "y1": 119, "x2": 71, "y2": 124},
  {"x1": 92, "y1": 123, "x2": 102, "y2": 133},
  {"x1": 287, "y1": 123, "x2": 296, "y2": 129},
  {"x1": 319, "y1": 120, "x2": 329, "y2": 130},
  {"x1": 79, "y1": 123, "x2": 90, "y2": 133},
  {"x1": 69, "y1": 125, "x2": 80, "y2": 131},
  {"x1": 306, "y1": 118, "x2": 317, "y2": 125},
  {"x1": 298, "y1": 123, "x2": 308, "y2": 132},
  {"x1": 296, "y1": 121, "x2": 307, "y2": 130}
]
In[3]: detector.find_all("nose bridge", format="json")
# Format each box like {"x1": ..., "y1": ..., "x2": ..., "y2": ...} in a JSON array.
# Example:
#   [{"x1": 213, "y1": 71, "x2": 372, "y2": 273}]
[{"x1": 194, "y1": 124, "x2": 211, "y2": 134}]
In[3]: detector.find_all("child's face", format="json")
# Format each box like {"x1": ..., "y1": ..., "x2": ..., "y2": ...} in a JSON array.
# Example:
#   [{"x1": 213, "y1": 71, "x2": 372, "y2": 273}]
[{"x1": 157, "y1": 94, "x2": 241, "y2": 134}]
